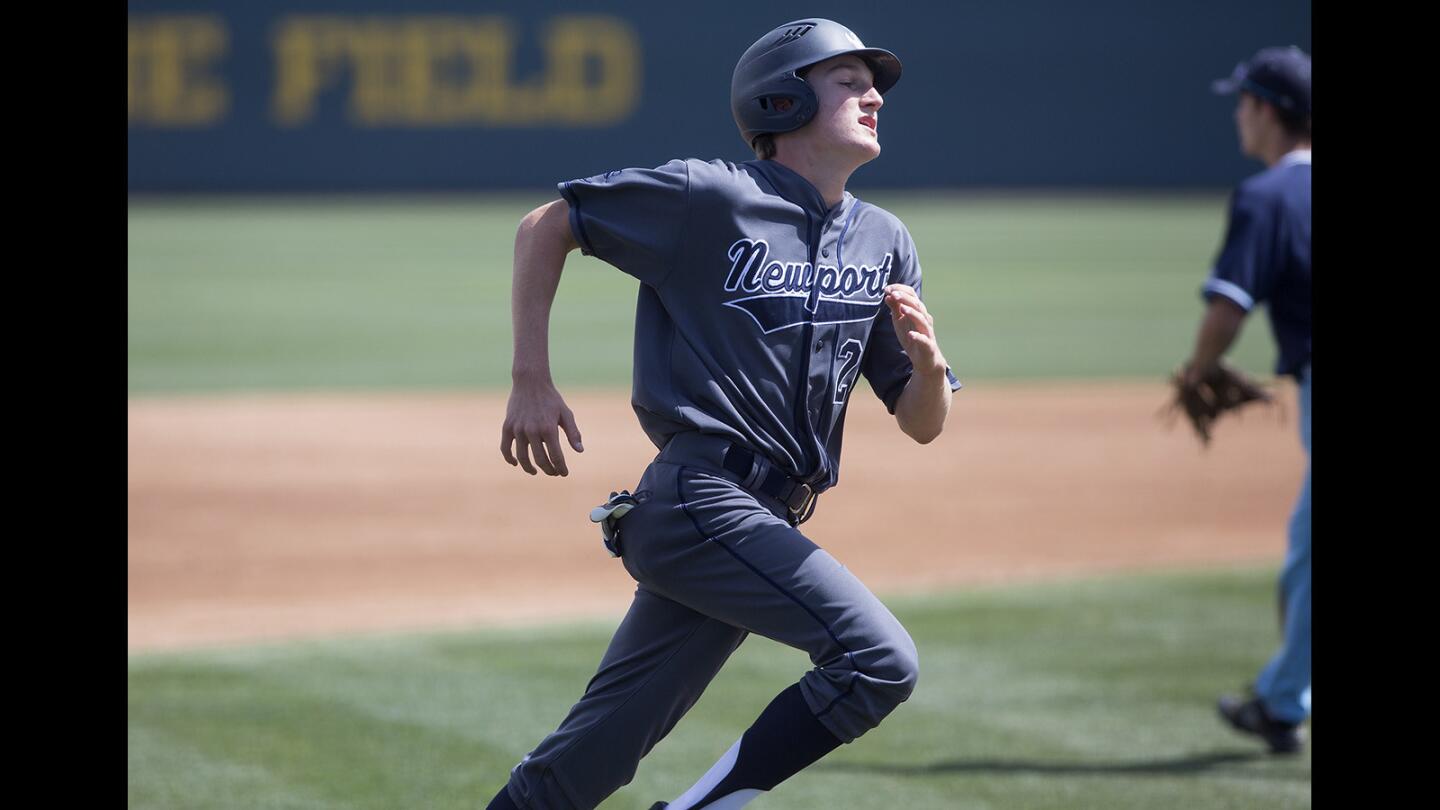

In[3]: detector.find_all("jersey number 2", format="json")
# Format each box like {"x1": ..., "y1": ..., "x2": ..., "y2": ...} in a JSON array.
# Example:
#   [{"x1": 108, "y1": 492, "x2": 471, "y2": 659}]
[{"x1": 833, "y1": 338, "x2": 864, "y2": 405}]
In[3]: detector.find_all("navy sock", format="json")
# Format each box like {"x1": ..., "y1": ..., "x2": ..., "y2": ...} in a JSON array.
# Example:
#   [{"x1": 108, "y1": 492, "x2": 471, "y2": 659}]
[{"x1": 690, "y1": 683, "x2": 843, "y2": 806}]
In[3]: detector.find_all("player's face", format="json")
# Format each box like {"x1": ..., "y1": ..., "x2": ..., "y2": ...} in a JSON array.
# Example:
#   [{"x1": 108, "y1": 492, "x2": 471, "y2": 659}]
[
  {"x1": 1234, "y1": 93, "x2": 1263, "y2": 158},
  {"x1": 803, "y1": 55, "x2": 884, "y2": 163}
]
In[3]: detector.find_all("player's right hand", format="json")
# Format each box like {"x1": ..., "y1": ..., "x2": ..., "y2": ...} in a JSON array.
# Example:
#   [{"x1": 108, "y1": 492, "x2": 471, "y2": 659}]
[{"x1": 500, "y1": 380, "x2": 584, "y2": 476}]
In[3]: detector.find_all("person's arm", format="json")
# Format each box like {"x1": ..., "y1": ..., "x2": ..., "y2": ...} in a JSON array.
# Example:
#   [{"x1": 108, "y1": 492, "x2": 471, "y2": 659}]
[
  {"x1": 884, "y1": 284, "x2": 952, "y2": 444},
  {"x1": 500, "y1": 199, "x2": 585, "y2": 476},
  {"x1": 1182, "y1": 296, "x2": 1248, "y2": 385}
]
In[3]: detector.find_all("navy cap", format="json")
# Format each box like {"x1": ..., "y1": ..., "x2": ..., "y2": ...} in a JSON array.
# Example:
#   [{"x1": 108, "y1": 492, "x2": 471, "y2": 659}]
[{"x1": 1212, "y1": 46, "x2": 1311, "y2": 117}]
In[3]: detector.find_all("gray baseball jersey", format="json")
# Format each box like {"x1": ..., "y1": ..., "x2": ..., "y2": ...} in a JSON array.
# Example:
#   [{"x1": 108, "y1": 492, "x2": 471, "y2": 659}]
[{"x1": 558, "y1": 158, "x2": 961, "y2": 493}]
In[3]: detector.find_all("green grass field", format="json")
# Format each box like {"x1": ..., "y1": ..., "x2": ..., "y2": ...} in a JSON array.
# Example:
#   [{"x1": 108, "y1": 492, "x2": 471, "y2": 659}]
[
  {"x1": 128, "y1": 567, "x2": 1309, "y2": 809},
  {"x1": 127, "y1": 193, "x2": 1278, "y2": 393}
]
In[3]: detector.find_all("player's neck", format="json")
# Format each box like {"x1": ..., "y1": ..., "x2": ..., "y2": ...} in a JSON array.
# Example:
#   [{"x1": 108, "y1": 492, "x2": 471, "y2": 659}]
[
  {"x1": 769, "y1": 152, "x2": 855, "y2": 210},
  {"x1": 1260, "y1": 135, "x2": 1312, "y2": 168}
]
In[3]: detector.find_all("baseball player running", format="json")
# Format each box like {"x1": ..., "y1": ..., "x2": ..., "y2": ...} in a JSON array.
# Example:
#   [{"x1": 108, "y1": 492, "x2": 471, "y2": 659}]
[{"x1": 487, "y1": 18, "x2": 961, "y2": 810}]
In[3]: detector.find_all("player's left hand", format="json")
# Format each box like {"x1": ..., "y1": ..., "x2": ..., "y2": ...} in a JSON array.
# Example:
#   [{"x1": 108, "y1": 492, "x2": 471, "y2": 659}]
[
  {"x1": 1162, "y1": 360, "x2": 1274, "y2": 446},
  {"x1": 884, "y1": 284, "x2": 947, "y2": 378}
]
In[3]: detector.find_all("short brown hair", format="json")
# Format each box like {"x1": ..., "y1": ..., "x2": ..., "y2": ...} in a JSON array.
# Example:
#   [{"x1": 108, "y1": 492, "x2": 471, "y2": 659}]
[
  {"x1": 752, "y1": 133, "x2": 777, "y2": 160},
  {"x1": 1245, "y1": 90, "x2": 1312, "y2": 140},
  {"x1": 1276, "y1": 107, "x2": 1312, "y2": 139}
]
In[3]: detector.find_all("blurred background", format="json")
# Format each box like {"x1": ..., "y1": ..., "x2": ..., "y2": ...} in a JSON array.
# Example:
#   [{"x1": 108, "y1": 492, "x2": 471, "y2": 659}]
[
  {"x1": 129, "y1": 0, "x2": 1310, "y2": 191},
  {"x1": 128, "y1": 0, "x2": 1311, "y2": 394}
]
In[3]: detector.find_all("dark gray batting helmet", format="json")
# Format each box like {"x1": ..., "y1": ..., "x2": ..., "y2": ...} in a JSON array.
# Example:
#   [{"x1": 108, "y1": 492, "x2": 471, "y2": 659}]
[{"x1": 730, "y1": 19, "x2": 903, "y2": 149}]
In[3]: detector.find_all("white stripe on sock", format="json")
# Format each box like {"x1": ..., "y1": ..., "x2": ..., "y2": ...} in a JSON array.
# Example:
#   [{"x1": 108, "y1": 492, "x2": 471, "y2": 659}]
[{"x1": 668, "y1": 738, "x2": 758, "y2": 810}]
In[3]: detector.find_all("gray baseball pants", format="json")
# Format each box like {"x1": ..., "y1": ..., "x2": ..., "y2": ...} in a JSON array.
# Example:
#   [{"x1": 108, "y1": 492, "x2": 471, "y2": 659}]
[{"x1": 502, "y1": 431, "x2": 919, "y2": 810}]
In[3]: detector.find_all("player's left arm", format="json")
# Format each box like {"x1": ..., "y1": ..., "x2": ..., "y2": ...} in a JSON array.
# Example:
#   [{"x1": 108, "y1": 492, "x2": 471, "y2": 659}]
[{"x1": 885, "y1": 284, "x2": 952, "y2": 443}]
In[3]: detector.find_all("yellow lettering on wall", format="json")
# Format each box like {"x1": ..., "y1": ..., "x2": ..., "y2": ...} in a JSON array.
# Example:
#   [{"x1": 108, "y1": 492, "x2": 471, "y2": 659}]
[
  {"x1": 271, "y1": 16, "x2": 351, "y2": 126},
  {"x1": 424, "y1": 20, "x2": 516, "y2": 125},
  {"x1": 343, "y1": 20, "x2": 399, "y2": 125},
  {"x1": 270, "y1": 14, "x2": 641, "y2": 127},
  {"x1": 128, "y1": 16, "x2": 229, "y2": 127},
  {"x1": 543, "y1": 16, "x2": 640, "y2": 125}
]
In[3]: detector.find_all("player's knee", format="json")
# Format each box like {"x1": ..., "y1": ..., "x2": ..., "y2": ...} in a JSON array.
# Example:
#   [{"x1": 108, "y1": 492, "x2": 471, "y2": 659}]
[
  {"x1": 891, "y1": 630, "x2": 921, "y2": 700},
  {"x1": 868, "y1": 628, "x2": 920, "y2": 711}
]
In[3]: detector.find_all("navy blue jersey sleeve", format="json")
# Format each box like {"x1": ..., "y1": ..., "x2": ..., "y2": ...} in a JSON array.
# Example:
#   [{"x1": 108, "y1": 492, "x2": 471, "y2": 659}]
[
  {"x1": 1203, "y1": 184, "x2": 1281, "y2": 311},
  {"x1": 557, "y1": 159, "x2": 690, "y2": 287},
  {"x1": 860, "y1": 231, "x2": 962, "y2": 414}
]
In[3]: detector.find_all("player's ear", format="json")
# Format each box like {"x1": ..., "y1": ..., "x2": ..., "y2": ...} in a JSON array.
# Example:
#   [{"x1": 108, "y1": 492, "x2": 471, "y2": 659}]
[
  {"x1": 1250, "y1": 95, "x2": 1281, "y2": 125},
  {"x1": 772, "y1": 97, "x2": 794, "y2": 112}
]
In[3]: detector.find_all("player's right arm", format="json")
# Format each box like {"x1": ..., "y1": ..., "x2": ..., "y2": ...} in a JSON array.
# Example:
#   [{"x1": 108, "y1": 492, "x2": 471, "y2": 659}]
[
  {"x1": 501, "y1": 199, "x2": 584, "y2": 477},
  {"x1": 1181, "y1": 296, "x2": 1248, "y2": 385}
]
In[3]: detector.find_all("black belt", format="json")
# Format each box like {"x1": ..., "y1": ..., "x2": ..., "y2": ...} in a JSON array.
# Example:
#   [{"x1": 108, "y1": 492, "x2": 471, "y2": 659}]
[{"x1": 720, "y1": 444, "x2": 820, "y2": 525}]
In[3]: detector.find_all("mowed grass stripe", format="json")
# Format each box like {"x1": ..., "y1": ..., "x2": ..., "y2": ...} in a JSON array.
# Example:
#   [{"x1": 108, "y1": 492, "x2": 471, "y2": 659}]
[
  {"x1": 127, "y1": 194, "x2": 1278, "y2": 393},
  {"x1": 127, "y1": 660, "x2": 508, "y2": 808},
  {"x1": 129, "y1": 567, "x2": 1310, "y2": 809},
  {"x1": 128, "y1": 724, "x2": 343, "y2": 810}
]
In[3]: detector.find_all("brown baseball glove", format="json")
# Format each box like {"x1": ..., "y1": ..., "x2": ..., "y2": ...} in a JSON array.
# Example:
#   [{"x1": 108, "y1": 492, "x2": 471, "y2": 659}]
[{"x1": 1164, "y1": 361, "x2": 1275, "y2": 446}]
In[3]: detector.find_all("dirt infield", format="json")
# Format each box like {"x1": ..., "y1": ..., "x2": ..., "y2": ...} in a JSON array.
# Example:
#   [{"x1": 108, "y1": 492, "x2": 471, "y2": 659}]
[{"x1": 127, "y1": 381, "x2": 1305, "y2": 653}]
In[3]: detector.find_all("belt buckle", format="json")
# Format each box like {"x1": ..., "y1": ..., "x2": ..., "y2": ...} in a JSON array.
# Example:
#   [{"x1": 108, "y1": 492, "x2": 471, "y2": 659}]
[{"x1": 787, "y1": 482, "x2": 816, "y2": 518}]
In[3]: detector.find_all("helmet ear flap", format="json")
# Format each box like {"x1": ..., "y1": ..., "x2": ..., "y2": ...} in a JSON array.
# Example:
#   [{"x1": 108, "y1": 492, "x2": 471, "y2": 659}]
[
  {"x1": 790, "y1": 94, "x2": 818, "y2": 128},
  {"x1": 743, "y1": 73, "x2": 817, "y2": 140}
]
